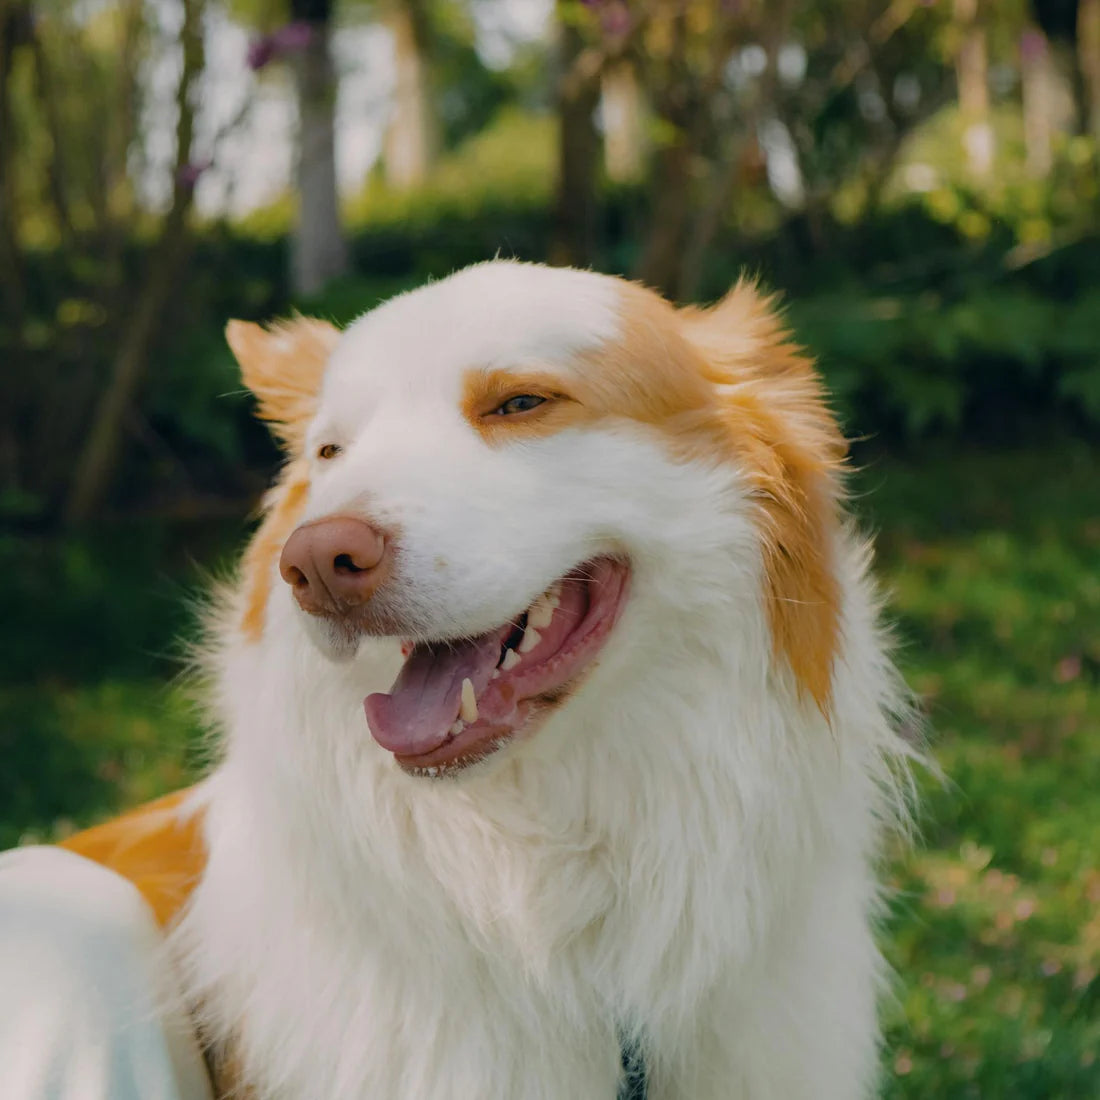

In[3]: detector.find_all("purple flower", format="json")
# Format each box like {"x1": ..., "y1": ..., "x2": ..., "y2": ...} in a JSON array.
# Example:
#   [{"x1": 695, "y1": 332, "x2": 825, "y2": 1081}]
[
  {"x1": 600, "y1": 0, "x2": 631, "y2": 40},
  {"x1": 177, "y1": 158, "x2": 213, "y2": 190},
  {"x1": 247, "y1": 37, "x2": 275, "y2": 70},
  {"x1": 272, "y1": 21, "x2": 314, "y2": 52},
  {"x1": 247, "y1": 21, "x2": 314, "y2": 71},
  {"x1": 1020, "y1": 29, "x2": 1047, "y2": 63}
]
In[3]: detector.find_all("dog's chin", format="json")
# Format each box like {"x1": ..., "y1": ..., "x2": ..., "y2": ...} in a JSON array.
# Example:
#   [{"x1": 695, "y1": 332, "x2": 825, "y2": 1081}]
[{"x1": 300, "y1": 613, "x2": 363, "y2": 662}]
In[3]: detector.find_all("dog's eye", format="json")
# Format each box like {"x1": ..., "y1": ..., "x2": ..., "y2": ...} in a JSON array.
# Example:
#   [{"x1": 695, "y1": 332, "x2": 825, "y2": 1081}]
[
  {"x1": 493, "y1": 395, "x2": 546, "y2": 416},
  {"x1": 317, "y1": 443, "x2": 342, "y2": 460}
]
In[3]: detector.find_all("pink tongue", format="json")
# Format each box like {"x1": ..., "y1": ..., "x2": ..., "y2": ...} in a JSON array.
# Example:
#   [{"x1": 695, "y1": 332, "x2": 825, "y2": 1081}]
[{"x1": 364, "y1": 631, "x2": 503, "y2": 756}]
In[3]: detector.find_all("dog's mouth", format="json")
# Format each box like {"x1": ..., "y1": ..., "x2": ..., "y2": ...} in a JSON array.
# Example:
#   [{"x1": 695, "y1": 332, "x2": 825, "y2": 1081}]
[{"x1": 363, "y1": 556, "x2": 630, "y2": 776}]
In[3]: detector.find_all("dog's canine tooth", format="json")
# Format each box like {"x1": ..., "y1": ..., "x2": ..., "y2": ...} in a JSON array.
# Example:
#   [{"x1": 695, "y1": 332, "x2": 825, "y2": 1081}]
[
  {"x1": 449, "y1": 720, "x2": 465, "y2": 736},
  {"x1": 500, "y1": 648, "x2": 521, "y2": 671},
  {"x1": 518, "y1": 625, "x2": 541, "y2": 653},
  {"x1": 460, "y1": 678, "x2": 479, "y2": 723},
  {"x1": 527, "y1": 595, "x2": 555, "y2": 630}
]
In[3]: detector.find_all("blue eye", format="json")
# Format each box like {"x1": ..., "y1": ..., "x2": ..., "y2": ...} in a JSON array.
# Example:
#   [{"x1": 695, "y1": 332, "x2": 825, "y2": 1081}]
[{"x1": 494, "y1": 395, "x2": 546, "y2": 416}]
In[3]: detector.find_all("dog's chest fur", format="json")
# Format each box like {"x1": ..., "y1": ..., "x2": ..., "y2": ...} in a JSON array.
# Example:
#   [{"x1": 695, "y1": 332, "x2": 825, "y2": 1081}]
[{"x1": 176, "y1": 597, "x2": 892, "y2": 1100}]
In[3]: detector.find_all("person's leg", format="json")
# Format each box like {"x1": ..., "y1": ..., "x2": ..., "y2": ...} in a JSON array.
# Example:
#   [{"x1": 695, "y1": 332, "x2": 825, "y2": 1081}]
[{"x1": 0, "y1": 845, "x2": 212, "y2": 1100}]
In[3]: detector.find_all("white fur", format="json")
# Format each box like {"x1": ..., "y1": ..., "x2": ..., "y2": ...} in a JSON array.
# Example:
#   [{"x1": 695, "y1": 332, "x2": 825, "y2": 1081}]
[{"x1": 174, "y1": 262, "x2": 914, "y2": 1099}]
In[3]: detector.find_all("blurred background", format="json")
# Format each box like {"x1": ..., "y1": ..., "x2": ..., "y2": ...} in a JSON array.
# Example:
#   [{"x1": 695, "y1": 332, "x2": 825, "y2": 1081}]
[{"x1": 1, "y1": 0, "x2": 1098, "y2": 1093}]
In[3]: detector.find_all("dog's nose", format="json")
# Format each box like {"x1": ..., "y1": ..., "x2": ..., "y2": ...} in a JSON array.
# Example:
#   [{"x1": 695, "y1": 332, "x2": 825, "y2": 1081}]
[{"x1": 279, "y1": 517, "x2": 388, "y2": 614}]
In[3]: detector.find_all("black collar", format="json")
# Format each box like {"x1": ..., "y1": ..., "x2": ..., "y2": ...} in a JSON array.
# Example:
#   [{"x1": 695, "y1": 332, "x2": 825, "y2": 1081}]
[{"x1": 618, "y1": 1035, "x2": 648, "y2": 1099}]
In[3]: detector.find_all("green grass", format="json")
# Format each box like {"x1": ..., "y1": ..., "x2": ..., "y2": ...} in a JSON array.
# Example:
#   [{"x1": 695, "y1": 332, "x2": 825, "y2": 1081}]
[
  {"x1": 2, "y1": 443, "x2": 1098, "y2": 1095},
  {"x1": 865, "y1": 443, "x2": 1100, "y2": 1097}
]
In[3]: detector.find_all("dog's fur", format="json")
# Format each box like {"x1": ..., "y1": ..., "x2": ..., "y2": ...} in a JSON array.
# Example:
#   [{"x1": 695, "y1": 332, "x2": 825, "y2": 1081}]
[{"x1": 173, "y1": 262, "x2": 914, "y2": 1099}]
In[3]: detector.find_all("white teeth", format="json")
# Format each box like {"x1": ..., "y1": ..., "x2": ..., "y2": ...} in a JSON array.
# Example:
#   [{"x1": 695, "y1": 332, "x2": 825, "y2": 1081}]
[
  {"x1": 527, "y1": 582, "x2": 561, "y2": 630},
  {"x1": 527, "y1": 597, "x2": 554, "y2": 630},
  {"x1": 449, "y1": 720, "x2": 465, "y2": 736},
  {"x1": 518, "y1": 625, "x2": 542, "y2": 653},
  {"x1": 500, "y1": 648, "x2": 521, "y2": 671},
  {"x1": 460, "y1": 678, "x2": 479, "y2": 723}
]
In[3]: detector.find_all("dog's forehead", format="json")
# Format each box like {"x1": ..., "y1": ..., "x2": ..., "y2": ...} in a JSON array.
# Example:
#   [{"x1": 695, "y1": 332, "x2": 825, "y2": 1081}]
[{"x1": 324, "y1": 262, "x2": 623, "y2": 402}]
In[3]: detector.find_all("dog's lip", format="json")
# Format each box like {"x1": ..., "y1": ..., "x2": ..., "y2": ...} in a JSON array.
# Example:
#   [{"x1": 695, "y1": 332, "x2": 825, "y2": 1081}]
[{"x1": 364, "y1": 557, "x2": 631, "y2": 775}]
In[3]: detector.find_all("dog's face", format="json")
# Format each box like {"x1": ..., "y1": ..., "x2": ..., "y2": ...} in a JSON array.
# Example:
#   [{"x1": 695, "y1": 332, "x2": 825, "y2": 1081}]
[{"x1": 228, "y1": 262, "x2": 845, "y2": 777}]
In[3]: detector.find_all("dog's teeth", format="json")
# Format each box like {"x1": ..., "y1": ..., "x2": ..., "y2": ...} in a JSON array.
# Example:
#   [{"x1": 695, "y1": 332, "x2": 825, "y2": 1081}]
[
  {"x1": 500, "y1": 648, "x2": 521, "y2": 671},
  {"x1": 459, "y1": 678, "x2": 479, "y2": 723},
  {"x1": 518, "y1": 625, "x2": 542, "y2": 653},
  {"x1": 528, "y1": 594, "x2": 556, "y2": 630},
  {"x1": 450, "y1": 720, "x2": 465, "y2": 736}
]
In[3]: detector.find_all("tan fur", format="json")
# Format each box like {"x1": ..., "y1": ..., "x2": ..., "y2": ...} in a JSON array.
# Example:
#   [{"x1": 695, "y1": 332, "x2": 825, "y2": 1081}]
[
  {"x1": 225, "y1": 317, "x2": 340, "y2": 640},
  {"x1": 225, "y1": 317, "x2": 340, "y2": 453},
  {"x1": 462, "y1": 369, "x2": 595, "y2": 441},
  {"x1": 239, "y1": 461, "x2": 312, "y2": 641},
  {"x1": 59, "y1": 789, "x2": 205, "y2": 928},
  {"x1": 679, "y1": 281, "x2": 845, "y2": 710},
  {"x1": 465, "y1": 279, "x2": 843, "y2": 707}
]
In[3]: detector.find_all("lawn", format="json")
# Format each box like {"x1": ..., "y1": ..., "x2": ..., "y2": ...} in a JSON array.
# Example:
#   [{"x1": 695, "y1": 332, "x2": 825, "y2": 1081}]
[{"x1": 2, "y1": 442, "x2": 1097, "y2": 1096}]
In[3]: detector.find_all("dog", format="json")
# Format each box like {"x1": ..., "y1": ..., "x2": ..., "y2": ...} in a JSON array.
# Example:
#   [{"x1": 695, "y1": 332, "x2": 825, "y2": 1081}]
[{"x1": 167, "y1": 260, "x2": 914, "y2": 1099}]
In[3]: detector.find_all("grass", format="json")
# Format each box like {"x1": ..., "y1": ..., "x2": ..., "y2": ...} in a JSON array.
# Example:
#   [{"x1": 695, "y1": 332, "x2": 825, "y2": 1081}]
[
  {"x1": 2, "y1": 442, "x2": 1098, "y2": 1095},
  {"x1": 866, "y1": 443, "x2": 1100, "y2": 1097}
]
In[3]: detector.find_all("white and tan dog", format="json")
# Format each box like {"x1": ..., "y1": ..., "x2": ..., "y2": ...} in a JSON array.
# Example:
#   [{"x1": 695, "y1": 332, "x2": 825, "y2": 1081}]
[{"x1": 171, "y1": 261, "x2": 914, "y2": 1099}]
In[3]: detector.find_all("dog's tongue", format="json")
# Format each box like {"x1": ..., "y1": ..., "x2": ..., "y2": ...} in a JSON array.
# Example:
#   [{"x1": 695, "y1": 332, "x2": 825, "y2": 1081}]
[{"x1": 364, "y1": 631, "x2": 502, "y2": 756}]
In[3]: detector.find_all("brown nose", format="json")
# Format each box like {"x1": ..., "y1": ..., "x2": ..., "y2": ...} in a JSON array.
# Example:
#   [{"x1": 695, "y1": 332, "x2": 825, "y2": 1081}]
[{"x1": 279, "y1": 517, "x2": 388, "y2": 615}]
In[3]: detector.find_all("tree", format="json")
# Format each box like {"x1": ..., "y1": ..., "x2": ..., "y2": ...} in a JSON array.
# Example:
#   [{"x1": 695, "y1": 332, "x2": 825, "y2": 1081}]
[
  {"x1": 550, "y1": 0, "x2": 604, "y2": 267},
  {"x1": 382, "y1": 0, "x2": 437, "y2": 188},
  {"x1": 1082, "y1": 0, "x2": 1100, "y2": 138},
  {"x1": 64, "y1": 0, "x2": 207, "y2": 525},
  {"x1": 954, "y1": 0, "x2": 993, "y2": 176},
  {"x1": 287, "y1": 0, "x2": 349, "y2": 295}
]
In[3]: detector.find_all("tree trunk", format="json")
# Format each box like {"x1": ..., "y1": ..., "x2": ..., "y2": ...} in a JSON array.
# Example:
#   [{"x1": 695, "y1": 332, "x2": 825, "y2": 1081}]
[
  {"x1": 290, "y1": 0, "x2": 349, "y2": 297},
  {"x1": 602, "y1": 59, "x2": 645, "y2": 183},
  {"x1": 954, "y1": 0, "x2": 993, "y2": 177},
  {"x1": 1021, "y1": 27, "x2": 1077, "y2": 177},
  {"x1": 633, "y1": 136, "x2": 694, "y2": 299},
  {"x1": 0, "y1": 0, "x2": 28, "y2": 323},
  {"x1": 1080, "y1": 0, "x2": 1100, "y2": 140},
  {"x1": 62, "y1": 0, "x2": 203, "y2": 527},
  {"x1": 550, "y1": 3, "x2": 601, "y2": 269},
  {"x1": 382, "y1": 0, "x2": 435, "y2": 189},
  {"x1": 0, "y1": 0, "x2": 29, "y2": 493}
]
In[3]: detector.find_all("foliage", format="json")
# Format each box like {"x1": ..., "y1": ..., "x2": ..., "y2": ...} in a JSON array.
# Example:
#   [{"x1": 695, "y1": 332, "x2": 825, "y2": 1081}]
[
  {"x1": 886, "y1": 108, "x2": 1100, "y2": 249},
  {"x1": 3, "y1": 445, "x2": 1098, "y2": 1096},
  {"x1": 788, "y1": 277, "x2": 1100, "y2": 440},
  {"x1": 6, "y1": 150, "x2": 1099, "y2": 525}
]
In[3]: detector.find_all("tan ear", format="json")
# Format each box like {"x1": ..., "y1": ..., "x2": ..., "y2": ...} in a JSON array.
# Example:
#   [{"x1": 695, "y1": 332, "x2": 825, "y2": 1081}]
[
  {"x1": 681, "y1": 281, "x2": 847, "y2": 712},
  {"x1": 226, "y1": 316, "x2": 340, "y2": 453}
]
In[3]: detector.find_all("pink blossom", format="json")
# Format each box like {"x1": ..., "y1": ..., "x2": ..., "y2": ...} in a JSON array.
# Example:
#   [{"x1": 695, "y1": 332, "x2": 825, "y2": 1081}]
[
  {"x1": 177, "y1": 158, "x2": 213, "y2": 190},
  {"x1": 248, "y1": 21, "x2": 314, "y2": 71}
]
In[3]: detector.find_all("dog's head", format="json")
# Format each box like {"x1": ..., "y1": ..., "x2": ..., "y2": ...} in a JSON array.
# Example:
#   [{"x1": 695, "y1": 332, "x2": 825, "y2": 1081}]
[{"x1": 227, "y1": 262, "x2": 845, "y2": 777}]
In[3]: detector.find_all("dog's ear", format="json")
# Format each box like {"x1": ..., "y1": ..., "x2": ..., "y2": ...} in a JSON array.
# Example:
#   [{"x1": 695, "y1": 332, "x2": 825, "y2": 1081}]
[
  {"x1": 680, "y1": 281, "x2": 847, "y2": 712},
  {"x1": 225, "y1": 316, "x2": 340, "y2": 453}
]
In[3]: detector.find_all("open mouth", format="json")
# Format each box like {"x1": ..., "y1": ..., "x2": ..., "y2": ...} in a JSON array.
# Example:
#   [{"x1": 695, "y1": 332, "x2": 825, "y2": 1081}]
[{"x1": 363, "y1": 556, "x2": 630, "y2": 776}]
